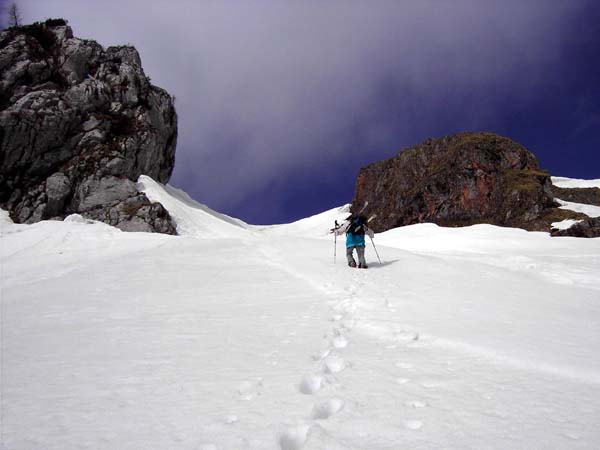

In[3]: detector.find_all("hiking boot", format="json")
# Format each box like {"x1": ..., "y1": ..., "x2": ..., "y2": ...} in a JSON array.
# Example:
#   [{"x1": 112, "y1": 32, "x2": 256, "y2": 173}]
[
  {"x1": 358, "y1": 263, "x2": 368, "y2": 269},
  {"x1": 348, "y1": 261, "x2": 357, "y2": 268}
]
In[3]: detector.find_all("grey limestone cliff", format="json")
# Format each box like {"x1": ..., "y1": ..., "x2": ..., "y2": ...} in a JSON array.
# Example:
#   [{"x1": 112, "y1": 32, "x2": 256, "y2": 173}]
[{"x1": 0, "y1": 19, "x2": 177, "y2": 233}]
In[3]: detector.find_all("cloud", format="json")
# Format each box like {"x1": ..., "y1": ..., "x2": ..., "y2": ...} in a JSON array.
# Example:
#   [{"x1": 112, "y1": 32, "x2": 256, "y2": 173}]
[{"x1": 17, "y1": 0, "x2": 590, "y2": 222}]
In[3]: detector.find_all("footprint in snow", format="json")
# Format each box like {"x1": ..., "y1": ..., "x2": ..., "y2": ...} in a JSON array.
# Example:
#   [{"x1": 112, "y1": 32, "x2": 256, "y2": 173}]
[
  {"x1": 237, "y1": 379, "x2": 263, "y2": 400},
  {"x1": 278, "y1": 425, "x2": 310, "y2": 450},
  {"x1": 323, "y1": 355, "x2": 347, "y2": 374},
  {"x1": 331, "y1": 335, "x2": 348, "y2": 349},
  {"x1": 299, "y1": 374, "x2": 323, "y2": 395},
  {"x1": 312, "y1": 348, "x2": 331, "y2": 361},
  {"x1": 224, "y1": 414, "x2": 238, "y2": 424},
  {"x1": 311, "y1": 398, "x2": 344, "y2": 420}
]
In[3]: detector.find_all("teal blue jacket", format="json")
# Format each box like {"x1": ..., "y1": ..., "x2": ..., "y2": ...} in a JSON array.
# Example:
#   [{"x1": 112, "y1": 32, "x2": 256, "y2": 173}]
[
  {"x1": 333, "y1": 219, "x2": 372, "y2": 248},
  {"x1": 346, "y1": 232, "x2": 365, "y2": 248}
]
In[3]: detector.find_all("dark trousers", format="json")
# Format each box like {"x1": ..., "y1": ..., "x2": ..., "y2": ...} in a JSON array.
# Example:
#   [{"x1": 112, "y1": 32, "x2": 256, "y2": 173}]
[{"x1": 346, "y1": 245, "x2": 366, "y2": 266}]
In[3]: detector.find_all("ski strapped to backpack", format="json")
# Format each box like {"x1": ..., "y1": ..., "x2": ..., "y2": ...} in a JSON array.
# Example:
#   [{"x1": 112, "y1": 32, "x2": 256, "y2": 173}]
[
  {"x1": 345, "y1": 212, "x2": 376, "y2": 235},
  {"x1": 347, "y1": 215, "x2": 367, "y2": 235}
]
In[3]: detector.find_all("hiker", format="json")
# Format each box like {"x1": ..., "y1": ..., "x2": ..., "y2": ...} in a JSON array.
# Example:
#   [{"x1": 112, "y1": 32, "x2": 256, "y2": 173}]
[{"x1": 331, "y1": 215, "x2": 374, "y2": 268}]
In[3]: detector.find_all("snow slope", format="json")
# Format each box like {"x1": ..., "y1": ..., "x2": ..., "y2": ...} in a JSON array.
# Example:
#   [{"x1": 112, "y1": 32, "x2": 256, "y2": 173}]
[
  {"x1": 2, "y1": 177, "x2": 600, "y2": 450},
  {"x1": 138, "y1": 175, "x2": 253, "y2": 239},
  {"x1": 552, "y1": 177, "x2": 600, "y2": 189},
  {"x1": 258, "y1": 204, "x2": 351, "y2": 238},
  {"x1": 555, "y1": 198, "x2": 600, "y2": 218}
]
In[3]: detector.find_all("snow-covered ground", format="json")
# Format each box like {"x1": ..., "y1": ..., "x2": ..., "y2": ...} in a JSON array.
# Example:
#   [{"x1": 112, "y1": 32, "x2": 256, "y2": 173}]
[
  {"x1": 2, "y1": 177, "x2": 600, "y2": 450},
  {"x1": 555, "y1": 199, "x2": 600, "y2": 219},
  {"x1": 552, "y1": 177, "x2": 600, "y2": 189}
]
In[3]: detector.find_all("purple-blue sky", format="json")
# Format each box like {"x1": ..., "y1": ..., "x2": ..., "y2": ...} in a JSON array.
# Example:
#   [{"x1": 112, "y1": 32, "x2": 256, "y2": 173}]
[{"x1": 8, "y1": 0, "x2": 600, "y2": 224}]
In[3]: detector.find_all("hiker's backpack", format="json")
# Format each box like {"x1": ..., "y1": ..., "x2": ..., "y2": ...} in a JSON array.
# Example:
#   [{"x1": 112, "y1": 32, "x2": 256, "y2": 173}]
[{"x1": 347, "y1": 215, "x2": 366, "y2": 235}]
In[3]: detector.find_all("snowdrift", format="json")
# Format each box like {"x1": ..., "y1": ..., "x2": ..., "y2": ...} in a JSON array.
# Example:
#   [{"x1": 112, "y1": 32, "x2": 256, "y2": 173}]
[{"x1": 138, "y1": 175, "x2": 254, "y2": 239}]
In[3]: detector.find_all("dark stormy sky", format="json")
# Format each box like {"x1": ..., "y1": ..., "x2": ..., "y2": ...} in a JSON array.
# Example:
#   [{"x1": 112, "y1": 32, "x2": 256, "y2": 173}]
[{"x1": 11, "y1": 1, "x2": 600, "y2": 224}]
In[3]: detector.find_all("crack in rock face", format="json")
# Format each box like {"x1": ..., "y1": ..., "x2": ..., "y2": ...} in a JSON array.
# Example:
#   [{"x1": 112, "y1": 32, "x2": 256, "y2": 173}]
[{"x1": 0, "y1": 19, "x2": 178, "y2": 234}]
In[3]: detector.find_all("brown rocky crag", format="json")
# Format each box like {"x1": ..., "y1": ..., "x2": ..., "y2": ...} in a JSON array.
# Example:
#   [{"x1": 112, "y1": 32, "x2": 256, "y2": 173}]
[
  {"x1": 352, "y1": 132, "x2": 586, "y2": 233},
  {"x1": 0, "y1": 19, "x2": 178, "y2": 233}
]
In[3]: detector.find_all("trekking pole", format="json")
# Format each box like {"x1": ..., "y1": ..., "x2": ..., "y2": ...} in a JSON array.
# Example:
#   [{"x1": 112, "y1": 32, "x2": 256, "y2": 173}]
[
  {"x1": 369, "y1": 235, "x2": 382, "y2": 264},
  {"x1": 333, "y1": 220, "x2": 339, "y2": 264}
]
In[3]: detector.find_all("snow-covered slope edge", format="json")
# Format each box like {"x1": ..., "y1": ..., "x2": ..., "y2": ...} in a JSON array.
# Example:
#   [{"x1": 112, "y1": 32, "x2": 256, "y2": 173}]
[
  {"x1": 138, "y1": 175, "x2": 253, "y2": 239},
  {"x1": 552, "y1": 176, "x2": 600, "y2": 189},
  {"x1": 259, "y1": 204, "x2": 351, "y2": 237},
  {"x1": 555, "y1": 199, "x2": 600, "y2": 218}
]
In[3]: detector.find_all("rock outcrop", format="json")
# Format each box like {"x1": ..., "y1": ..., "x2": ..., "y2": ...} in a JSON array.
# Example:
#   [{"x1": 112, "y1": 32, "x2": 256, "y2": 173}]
[
  {"x1": 549, "y1": 185, "x2": 600, "y2": 207},
  {"x1": 352, "y1": 132, "x2": 583, "y2": 233},
  {"x1": 0, "y1": 19, "x2": 177, "y2": 233},
  {"x1": 551, "y1": 217, "x2": 600, "y2": 238}
]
